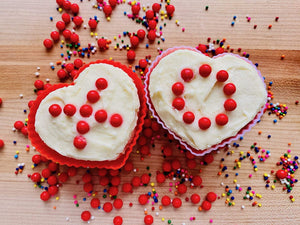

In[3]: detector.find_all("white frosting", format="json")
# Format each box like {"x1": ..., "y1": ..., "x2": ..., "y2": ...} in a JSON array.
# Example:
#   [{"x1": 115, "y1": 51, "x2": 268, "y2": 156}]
[
  {"x1": 35, "y1": 63, "x2": 140, "y2": 161},
  {"x1": 148, "y1": 49, "x2": 267, "y2": 150}
]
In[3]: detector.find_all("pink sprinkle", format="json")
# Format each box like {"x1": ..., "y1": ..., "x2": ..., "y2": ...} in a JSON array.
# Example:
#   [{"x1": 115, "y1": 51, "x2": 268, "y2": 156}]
[
  {"x1": 73, "y1": 195, "x2": 77, "y2": 199},
  {"x1": 169, "y1": 182, "x2": 173, "y2": 187},
  {"x1": 182, "y1": 28, "x2": 185, "y2": 32},
  {"x1": 74, "y1": 200, "x2": 78, "y2": 204},
  {"x1": 287, "y1": 149, "x2": 291, "y2": 153},
  {"x1": 169, "y1": 188, "x2": 172, "y2": 192},
  {"x1": 210, "y1": 219, "x2": 213, "y2": 223},
  {"x1": 249, "y1": 174, "x2": 252, "y2": 178}
]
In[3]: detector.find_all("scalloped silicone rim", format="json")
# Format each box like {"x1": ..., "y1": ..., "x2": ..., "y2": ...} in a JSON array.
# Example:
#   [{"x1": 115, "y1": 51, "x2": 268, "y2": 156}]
[
  {"x1": 144, "y1": 46, "x2": 267, "y2": 156},
  {"x1": 28, "y1": 60, "x2": 147, "y2": 169}
]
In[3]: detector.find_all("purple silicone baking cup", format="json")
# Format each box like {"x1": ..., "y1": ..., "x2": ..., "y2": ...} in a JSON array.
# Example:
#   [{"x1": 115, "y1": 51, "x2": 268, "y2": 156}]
[{"x1": 144, "y1": 46, "x2": 267, "y2": 156}]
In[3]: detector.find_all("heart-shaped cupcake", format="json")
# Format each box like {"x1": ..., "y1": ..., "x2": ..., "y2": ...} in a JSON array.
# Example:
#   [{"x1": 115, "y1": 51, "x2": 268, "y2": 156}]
[
  {"x1": 28, "y1": 60, "x2": 146, "y2": 169},
  {"x1": 145, "y1": 47, "x2": 267, "y2": 156}
]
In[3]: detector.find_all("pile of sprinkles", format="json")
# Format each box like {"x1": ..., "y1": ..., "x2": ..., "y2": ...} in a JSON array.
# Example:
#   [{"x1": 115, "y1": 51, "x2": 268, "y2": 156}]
[{"x1": 0, "y1": 0, "x2": 297, "y2": 224}]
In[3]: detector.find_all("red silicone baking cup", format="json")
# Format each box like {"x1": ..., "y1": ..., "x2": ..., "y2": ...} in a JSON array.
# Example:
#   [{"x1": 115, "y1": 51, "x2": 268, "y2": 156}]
[
  {"x1": 28, "y1": 60, "x2": 147, "y2": 169},
  {"x1": 144, "y1": 46, "x2": 267, "y2": 156}
]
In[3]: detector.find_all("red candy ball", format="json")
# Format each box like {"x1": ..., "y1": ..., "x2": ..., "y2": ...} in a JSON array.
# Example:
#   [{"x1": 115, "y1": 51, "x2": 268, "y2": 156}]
[
  {"x1": 32, "y1": 154, "x2": 41, "y2": 164},
  {"x1": 203, "y1": 154, "x2": 214, "y2": 164},
  {"x1": 113, "y1": 216, "x2": 123, "y2": 225},
  {"x1": 127, "y1": 50, "x2": 136, "y2": 61},
  {"x1": 276, "y1": 169, "x2": 288, "y2": 179},
  {"x1": 131, "y1": 4, "x2": 140, "y2": 15},
  {"x1": 216, "y1": 70, "x2": 229, "y2": 82},
  {"x1": 199, "y1": 64, "x2": 212, "y2": 77},
  {"x1": 43, "y1": 39, "x2": 53, "y2": 49},
  {"x1": 95, "y1": 109, "x2": 107, "y2": 123},
  {"x1": 177, "y1": 183, "x2": 187, "y2": 194},
  {"x1": 31, "y1": 172, "x2": 41, "y2": 183},
  {"x1": 88, "y1": 19, "x2": 98, "y2": 29},
  {"x1": 130, "y1": 35, "x2": 139, "y2": 48},
  {"x1": 47, "y1": 175, "x2": 58, "y2": 186},
  {"x1": 171, "y1": 159, "x2": 181, "y2": 170},
  {"x1": 109, "y1": 0, "x2": 117, "y2": 7},
  {"x1": 224, "y1": 99, "x2": 237, "y2": 111},
  {"x1": 108, "y1": 186, "x2": 119, "y2": 196},
  {"x1": 62, "y1": 29, "x2": 71, "y2": 39},
  {"x1": 147, "y1": 30, "x2": 156, "y2": 42},
  {"x1": 74, "y1": 58, "x2": 83, "y2": 69},
  {"x1": 172, "y1": 97, "x2": 185, "y2": 110},
  {"x1": 198, "y1": 117, "x2": 211, "y2": 130},
  {"x1": 70, "y1": 33, "x2": 79, "y2": 44},
  {"x1": 183, "y1": 111, "x2": 195, "y2": 124},
  {"x1": 152, "y1": 3, "x2": 161, "y2": 13},
  {"x1": 50, "y1": 31, "x2": 60, "y2": 41},
  {"x1": 48, "y1": 185, "x2": 59, "y2": 195},
  {"x1": 223, "y1": 83, "x2": 236, "y2": 95},
  {"x1": 201, "y1": 200, "x2": 212, "y2": 210},
  {"x1": 148, "y1": 20, "x2": 157, "y2": 30},
  {"x1": 137, "y1": 29, "x2": 146, "y2": 40},
  {"x1": 73, "y1": 136, "x2": 87, "y2": 149},
  {"x1": 215, "y1": 47, "x2": 224, "y2": 55},
  {"x1": 58, "y1": 172, "x2": 69, "y2": 183},
  {"x1": 141, "y1": 173, "x2": 150, "y2": 184},
  {"x1": 131, "y1": 176, "x2": 141, "y2": 187},
  {"x1": 181, "y1": 68, "x2": 194, "y2": 82},
  {"x1": 156, "y1": 173, "x2": 166, "y2": 183},
  {"x1": 57, "y1": 69, "x2": 68, "y2": 80},
  {"x1": 81, "y1": 211, "x2": 91, "y2": 221},
  {"x1": 197, "y1": 44, "x2": 207, "y2": 53},
  {"x1": 103, "y1": 5, "x2": 112, "y2": 17},
  {"x1": 97, "y1": 38, "x2": 108, "y2": 50},
  {"x1": 67, "y1": 167, "x2": 77, "y2": 177},
  {"x1": 144, "y1": 215, "x2": 153, "y2": 225},
  {"x1": 172, "y1": 197, "x2": 182, "y2": 208},
  {"x1": 145, "y1": 10, "x2": 154, "y2": 20},
  {"x1": 77, "y1": 121, "x2": 90, "y2": 134},
  {"x1": 191, "y1": 193, "x2": 201, "y2": 204},
  {"x1": 87, "y1": 90, "x2": 100, "y2": 103},
  {"x1": 95, "y1": 78, "x2": 108, "y2": 90},
  {"x1": 113, "y1": 198, "x2": 123, "y2": 209},
  {"x1": 62, "y1": 0, "x2": 71, "y2": 10},
  {"x1": 48, "y1": 162, "x2": 58, "y2": 172},
  {"x1": 215, "y1": 113, "x2": 228, "y2": 126},
  {"x1": 83, "y1": 182, "x2": 94, "y2": 192},
  {"x1": 206, "y1": 192, "x2": 217, "y2": 202},
  {"x1": 192, "y1": 175, "x2": 202, "y2": 186},
  {"x1": 162, "y1": 161, "x2": 172, "y2": 172},
  {"x1": 14, "y1": 120, "x2": 24, "y2": 130},
  {"x1": 56, "y1": 21, "x2": 65, "y2": 31},
  {"x1": 49, "y1": 104, "x2": 62, "y2": 117},
  {"x1": 138, "y1": 194, "x2": 148, "y2": 205},
  {"x1": 62, "y1": 13, "x2": 71, "y2": 24},
  {"x1": 40, "y1": 191, "x2": 50, "y2": 201},
  {"x1": 41, "y1": 168, "x2": 51, "y2": 178},
  {"x1": 73, "y1": 16, "x2": 83, "y2": 26},
  {"x1": 122, "y1": 183, "x2": 132, "y2": 193},
  {"x1": 161, "y1": 195, "x2": 171, "y2": 206},
  {"x1": 70, "y1": 3, "x2": 79, "y2": 14},
  {"x1": 90, "y1": 198, "x2": 100, "y2": 208},
  {"x1": 63, "y1": 104, "x2": 76, "y2": 116},
  {"x1": 166, "y1": 4, "x2": 175, "y2": 16},
  {"x1": 172, "y1": 82, "x2": 184, "y2": 96},
  {"x1": 34, "y1": 80, "x2": 44, "y2": 90},
  {"x1": 65, "y1": 63, "x2": 74, "y2": 73},
  {"x1": 139, "y1": 59, "x2": 148, "y2": 69},
  {"x1": 110, "y1": 114, "x2": 123, "y2": 127},
  {"x1": 80, "y1": 104, "x2": 93, "y2": 117}
]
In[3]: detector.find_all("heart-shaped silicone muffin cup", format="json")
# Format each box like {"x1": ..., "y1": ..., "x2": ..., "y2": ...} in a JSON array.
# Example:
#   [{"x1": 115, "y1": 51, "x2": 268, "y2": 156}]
[
  {"x1": 145, "y1": 46, "x2": 267, "y2": 156},
  {"x1": 28, "y1": 60, "x2": 147, "y2": 169}
]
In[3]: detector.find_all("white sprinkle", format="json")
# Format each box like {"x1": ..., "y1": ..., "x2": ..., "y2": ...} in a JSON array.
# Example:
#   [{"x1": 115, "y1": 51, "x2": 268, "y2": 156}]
[
  {"x1": 35, "y1": 72, "x2": 40, "y2": 77},
  {"x1": 19, "y1": 94, "x2": 23, "y2": 98},
  {"x1": 49, "y1": 62, "x2": 54, "y2": 66},
  {"x1": 155, "y1": 212, "x2": 159, "y2": 216},
  {"x1": 36, "y1": 67, "x2": 40, "y2": 71},
  {"x1": 46, "y1": 78, "x2": 50, "y2": 83},
  {"x1": 65, "y1": 217, "x2": 70, "y2": 221},
  {"x1": 241, "y1": 205, "x2": 245, "y2": 209}
]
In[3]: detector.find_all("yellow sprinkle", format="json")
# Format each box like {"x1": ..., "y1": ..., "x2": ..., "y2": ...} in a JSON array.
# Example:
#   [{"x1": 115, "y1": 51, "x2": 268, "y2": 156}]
[
  {"x1": 113, "y1": 36, "x2": 117, "y2": 40},
  {"x1": 291, "y1": 198, "x2": 295, "y2": 202},
  {"x1": 126, "y1": 47, "x2": 130, "y2": 50},
  {"x1": 249, "y1": 193, "x2": 253, "y2": 197},
  {"x1": 16, "y1": 151, "x2": 19, "y2": 154},
  {"x1": 231, "y1": 150, "x2": 234, "y2": 154},
  {"x1": 61, "y1": 40, "x2": 64, "y2": 44},
  {"x1": 41, "y1": 178, "x2": 45, "y2": 182},
  {"x1": 287, "y1": 154, "x2": 291, "y2": 158},
  {"x1": 167, "y1": 0, "x2": 170, "y2": 3},
  {"x1": 226, "y1": 198, "x2": 230, "y2": 201},
  {"x1": 159, "y1": 205, "x2": 163, "y2": 210},
  {"x1": 240, "y1": 151, "x2": 244, "y2": 155},
  {"x1": 162, "y1": 218, "x2": 165, "y2": 221},
  {"x1": 271, "y1": 185, "x2": 275, "y2": 189},
  {"x1": 232, "y1": 202, "x2": 235, "y2": 206},
  {"x1": 258, "y1": 203, "x2": 262, "y2": 207},
  {"x1": 34, "y1": 184, "x2": 37, "y2": 188},
  {"x1": 31, "y1": 165, "x2": 35, "y2": 169},
  {"x1": 109, "y1": 57, "x2": 113, "y2": 60},
  {"x1": 90, "y1": 32, "x2": 94, "y2": 37},
  {"x1": 175, "y1": 20, "x2": 178, "y2": 23},
  {"x1": 161, "y1": 16, "x2": 164, "y2": 20},
  {"x1": 164, "y1": 14, "x2": 168, "y2": 18},
  {"x1": 56, "y1": 197, "x2": 60, "y2": 200},
  {"x1": 58, "y1": 8, "x2": 62, "y2": 12},
  {"x1": 160, "y1": 10, "x2": 165, "y2": 15},
  {"x1": 107, "y1": 17, "x2": 111, "y2": 21},
  {"x1": 233, "y1": 179, "x2": 237, "y2": 183},
  {"x1": 95, "y1": 33, "x2": 98, "y2": 36},
  {"x1": 92, "y1": 193, "x2": 96, "y2": 197},
  {"x1": 25, "y1": 118, "x2": 28, "y2": 122},
  {"x1": 222, "y1": 193, "x2": 226, "y2": 197},
  {"x1": 142, "y1": 7, "x2": 146, "y2": 11}
]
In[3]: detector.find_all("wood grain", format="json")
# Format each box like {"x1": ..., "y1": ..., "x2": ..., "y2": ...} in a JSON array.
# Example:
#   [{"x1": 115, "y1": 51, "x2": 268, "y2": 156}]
[{"x1": 0, "y1": 0, "x2": 300, "y2": 224}]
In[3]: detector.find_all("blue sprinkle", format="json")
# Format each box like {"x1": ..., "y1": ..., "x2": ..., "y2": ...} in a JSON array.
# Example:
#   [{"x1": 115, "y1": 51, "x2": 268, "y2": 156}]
[
  {"x1": 14, "y1": 154, "x2": 18, "y2": 159},
  {"x1": 146, "y1": 44, "x2": 149, "y2": 48},
  {"x1": 231, "y1": 21, "x2": 235, "y2": 26},
  {"x1": 233, "y1": 16, "x2": 237, "y2": 20},
  {"x1": 239, "y1": 136, "x2": 243, "y2": 140},
  {"x1": 50, "y1": 17, "x2": 53, "y2": 21},
  {"x1": 83, "y1": 198, "x2": 86, "y2": 201},
  {"x1": 273, "y1": 119, "x2": 277, "y2": 123}
]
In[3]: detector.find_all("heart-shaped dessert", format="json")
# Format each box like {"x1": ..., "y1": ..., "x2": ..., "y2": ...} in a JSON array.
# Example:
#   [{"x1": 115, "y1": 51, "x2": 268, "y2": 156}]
[
  {"x1": 28, "y1": 60, "x2": 146, "y2": 169},
  {"x1": 145, "y1": 47, "x2": 267, "y2": 156}
]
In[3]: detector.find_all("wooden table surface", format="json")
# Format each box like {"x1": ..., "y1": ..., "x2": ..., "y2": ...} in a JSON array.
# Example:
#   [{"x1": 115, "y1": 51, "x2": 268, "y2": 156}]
[{"x1": 0, "y1": 0, "x2": 300, "y2": 224}]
